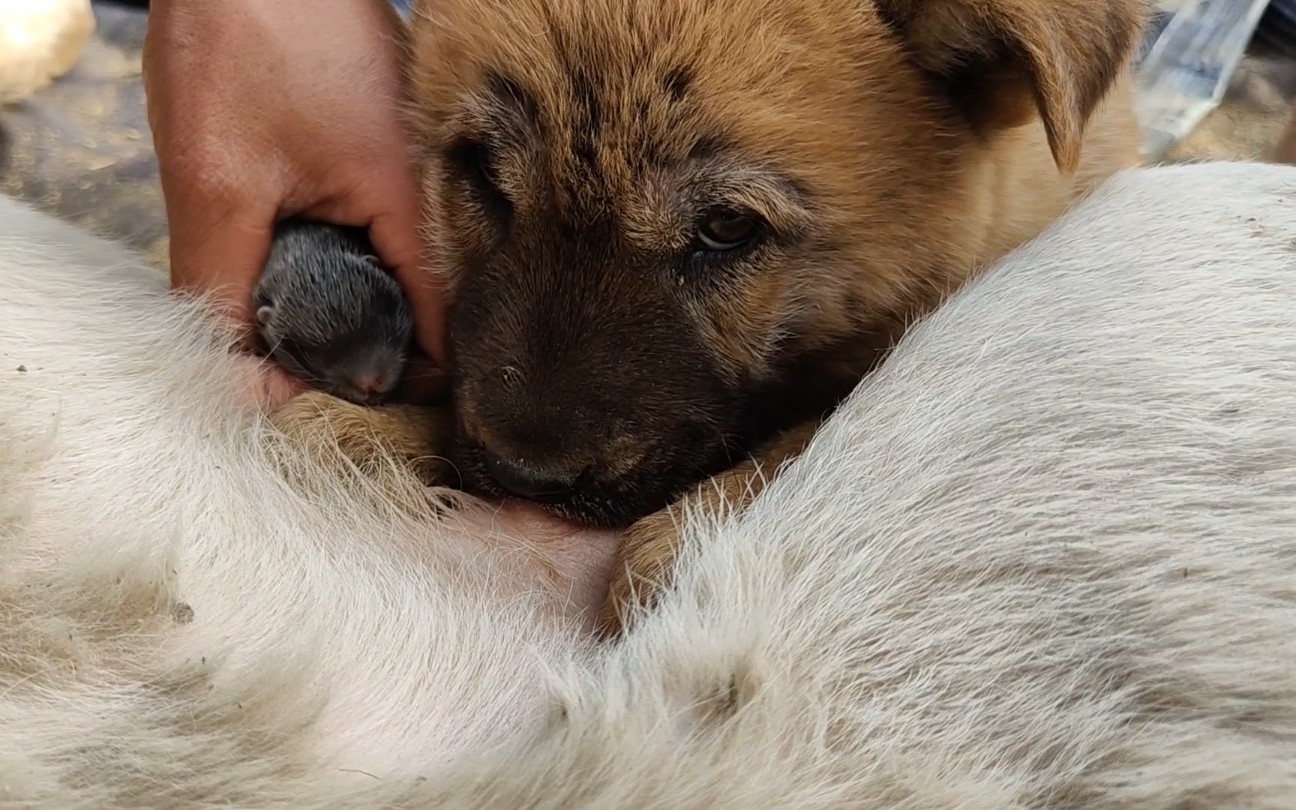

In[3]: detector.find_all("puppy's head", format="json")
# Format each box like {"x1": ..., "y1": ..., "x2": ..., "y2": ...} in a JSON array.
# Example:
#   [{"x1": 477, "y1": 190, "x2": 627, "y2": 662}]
[{"x1": 406, "y1": 0, "x2": 1143, "y2": 526}]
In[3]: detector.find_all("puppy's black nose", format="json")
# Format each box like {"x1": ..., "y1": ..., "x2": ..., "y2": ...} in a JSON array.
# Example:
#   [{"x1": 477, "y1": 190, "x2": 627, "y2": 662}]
[{"x1": 482, "y1": 453, "x2": 585, "y2": 503}]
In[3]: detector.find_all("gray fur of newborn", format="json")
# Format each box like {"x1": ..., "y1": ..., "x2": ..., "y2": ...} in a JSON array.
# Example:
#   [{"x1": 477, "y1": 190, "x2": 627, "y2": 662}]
[{"x1": 253, "y1": 221, "x2": 413, "y2": 405}]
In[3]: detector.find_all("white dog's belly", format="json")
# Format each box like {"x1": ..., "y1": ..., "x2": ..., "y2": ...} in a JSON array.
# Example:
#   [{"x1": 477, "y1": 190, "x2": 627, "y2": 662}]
[
  {"x1": 5, "y1": 160, "x2": 1296, "y2": 807},
  {"x1": 0, "y1": 211, "x2": 618, "y2": 784}
]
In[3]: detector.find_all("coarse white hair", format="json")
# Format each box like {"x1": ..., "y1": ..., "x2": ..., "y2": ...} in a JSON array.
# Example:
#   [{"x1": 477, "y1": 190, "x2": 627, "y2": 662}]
[{"x1": 1, "y1": 159, "x2": 1295, "y2": 808}]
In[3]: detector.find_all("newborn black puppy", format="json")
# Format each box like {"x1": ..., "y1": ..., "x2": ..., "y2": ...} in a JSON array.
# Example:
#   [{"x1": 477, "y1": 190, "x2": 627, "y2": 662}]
[{"x1": 253, "y1": 221, "x2": 413, "y2": 405}]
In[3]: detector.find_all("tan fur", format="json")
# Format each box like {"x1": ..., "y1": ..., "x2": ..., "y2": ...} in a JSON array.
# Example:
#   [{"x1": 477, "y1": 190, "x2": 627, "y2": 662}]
[
  {"x1": 271, "y1": 393, "x2": 455, "y2": 490},
  {"x1": 406, "y1": 0, "x2": 1142, "y2": 367},
  {"x1": 595, "y1": 420, "x2": 820, "y2": 636},
  {"x1": 277, "y1": 0, "x2": 1145, "y2": 634}
]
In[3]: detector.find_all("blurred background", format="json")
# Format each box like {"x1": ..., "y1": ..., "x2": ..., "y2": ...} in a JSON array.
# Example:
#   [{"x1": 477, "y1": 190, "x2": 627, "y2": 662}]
[{"x1": 1, "y1": 0, "x2": 1294, "y2": 272}]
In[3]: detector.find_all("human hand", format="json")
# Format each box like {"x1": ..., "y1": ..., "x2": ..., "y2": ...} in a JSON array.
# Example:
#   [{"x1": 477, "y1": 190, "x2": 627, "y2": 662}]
[{"x1": 142, "y1": 0, "x2": 448, "y2": 382}]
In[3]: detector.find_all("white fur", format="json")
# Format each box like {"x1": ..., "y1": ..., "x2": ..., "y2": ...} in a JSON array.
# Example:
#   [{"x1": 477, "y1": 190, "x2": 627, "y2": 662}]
[
  {"x1": 0, "y1": 201, "x2": 610, "y2": 804},
  {"x1": 2, "y1": 160, "x2": 1296, "y2": 807}
]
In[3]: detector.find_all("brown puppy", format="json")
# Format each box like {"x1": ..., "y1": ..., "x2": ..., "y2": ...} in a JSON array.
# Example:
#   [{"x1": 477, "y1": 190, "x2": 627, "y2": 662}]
[{"x1": 273, "y1": 0, "x2": 1145, "y2": 635}]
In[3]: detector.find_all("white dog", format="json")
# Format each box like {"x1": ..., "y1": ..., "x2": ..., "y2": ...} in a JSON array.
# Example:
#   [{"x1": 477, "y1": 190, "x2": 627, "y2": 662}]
[{"x1": 1, "y1": 160, "x2": 1295, "y2": 808}]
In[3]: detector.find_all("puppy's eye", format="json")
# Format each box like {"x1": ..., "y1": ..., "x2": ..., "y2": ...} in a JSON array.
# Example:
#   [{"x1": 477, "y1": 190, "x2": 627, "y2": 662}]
[
  {"x1": 460, "y1": 142, "x2": 497, "y2": 190},
  {"x1": 695, "y1": 208, "x2": 762, "y2": 252},
  {"x1": 449, "y1": 139, "x2": 512, "y2": 219}
]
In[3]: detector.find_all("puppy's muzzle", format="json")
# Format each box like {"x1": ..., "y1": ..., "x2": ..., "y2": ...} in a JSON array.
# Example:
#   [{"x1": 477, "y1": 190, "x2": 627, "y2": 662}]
[{"x1": 481, "y1": 450, "x2": 593, "y2": 505}]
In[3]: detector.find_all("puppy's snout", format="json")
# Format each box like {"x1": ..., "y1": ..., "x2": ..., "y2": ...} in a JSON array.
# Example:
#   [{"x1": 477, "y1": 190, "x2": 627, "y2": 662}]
[
  {"x1": 448, "y1": 276, "x2": 735, "y2": 522},
  {"x1": 481, "y1": 449, "x2": 590, "y2": 504},
  {"x1": 348, "y1": 371, "x2": 393, "y2": 400}
]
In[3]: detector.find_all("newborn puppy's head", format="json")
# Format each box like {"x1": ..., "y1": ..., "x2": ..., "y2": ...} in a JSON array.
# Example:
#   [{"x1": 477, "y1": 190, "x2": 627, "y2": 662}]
[
  {"x1": 255, "y1": 237, "x2": 413, "y2": 406},
  {"x1": 407, "y1": 0, "x2": 1143, "y2": 526}
]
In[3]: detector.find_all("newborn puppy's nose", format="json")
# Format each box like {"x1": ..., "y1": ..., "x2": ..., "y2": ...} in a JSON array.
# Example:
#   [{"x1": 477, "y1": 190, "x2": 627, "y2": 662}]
[
  {"x1": 350, "y1": 372, "x2": 392, "y2": 399},
  {"x1": 483, "y1": 452, "x2": 585, "y2": 504}
]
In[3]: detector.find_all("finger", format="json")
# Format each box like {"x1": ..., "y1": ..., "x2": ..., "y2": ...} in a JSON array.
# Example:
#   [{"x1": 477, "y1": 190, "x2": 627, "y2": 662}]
[
  {"x1": 165, "y1": 191, "x2": 277, "y2": 331},
  {"x1": 369, "y1": 204, "x2": 449, "y2": 367},
  {"x1": 397, "y1": 258, "x2": 450, "y2": 370},
  {"x1": 391, "y1": 351, "x2": 450, "y2": 405}
]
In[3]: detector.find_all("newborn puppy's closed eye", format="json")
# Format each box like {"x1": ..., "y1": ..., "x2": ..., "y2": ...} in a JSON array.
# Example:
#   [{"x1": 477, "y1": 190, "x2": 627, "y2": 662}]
[{"x1": 253, "y1": 221, "x2": 414, "y2": 405}]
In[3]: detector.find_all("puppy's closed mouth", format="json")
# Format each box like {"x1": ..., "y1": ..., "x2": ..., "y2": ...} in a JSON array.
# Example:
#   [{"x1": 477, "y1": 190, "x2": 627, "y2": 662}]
[
  {"x1": 458, "y1": 461, "x2": 657, "y2": 529},
  {"x1": 447, "y1": 443, "x2": 671, "y2": 529}
]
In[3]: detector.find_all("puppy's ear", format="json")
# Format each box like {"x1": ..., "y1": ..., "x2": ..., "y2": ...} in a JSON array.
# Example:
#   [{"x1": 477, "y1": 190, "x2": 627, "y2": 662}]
[{"x1": 876, "y1": 0, "x2": 1145, "y2": 174}]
